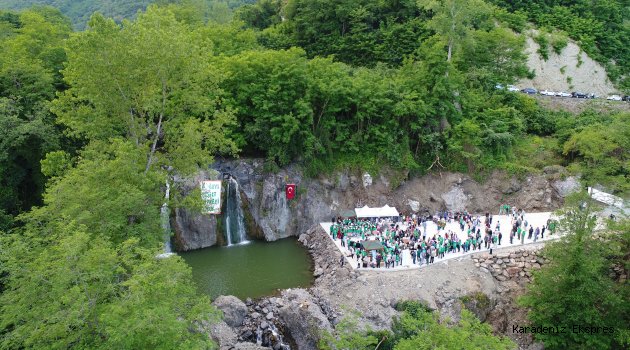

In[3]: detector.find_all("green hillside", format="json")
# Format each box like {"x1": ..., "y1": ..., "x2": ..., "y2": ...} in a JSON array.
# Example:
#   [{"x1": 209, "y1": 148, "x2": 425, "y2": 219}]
[
  {"x1": 0, "y1": 2, "x2": 628, "y2": 349},
  {"x1": 0, "y1": 0, "x2": 152, "y2": 28},
  {"x1": 0, "y1": 0, "x2": 255, "y2": 28},
  {"x1": 236, "y1": 0, "x2": 629, "y2": 89}
]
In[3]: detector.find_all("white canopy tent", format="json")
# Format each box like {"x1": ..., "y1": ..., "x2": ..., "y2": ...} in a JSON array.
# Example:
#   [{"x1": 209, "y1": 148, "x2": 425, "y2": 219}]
[{"x1": 354, "y1": 205, "x2": 400, "y2": 219}]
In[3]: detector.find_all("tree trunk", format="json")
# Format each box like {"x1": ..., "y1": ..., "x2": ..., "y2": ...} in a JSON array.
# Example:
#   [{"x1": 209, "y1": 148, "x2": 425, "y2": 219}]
[
  {"x1": 145, "y1": 81, "x2": 167, "y2": 174},
  {"x1": 144, "y1": 113, "x2": 163, "y2": 174}
]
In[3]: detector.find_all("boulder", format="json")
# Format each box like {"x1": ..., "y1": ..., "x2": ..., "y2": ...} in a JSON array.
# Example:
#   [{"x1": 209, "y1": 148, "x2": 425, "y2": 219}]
[
  {"x1": 362, "y1": 173, "x2": 373, "y2": 188},
  {"x1": 442, "y1": 186, "x2": 469, "y2": 212},
  {"x1": 209, "y1": 321, "x2": 238, "y2": 349},
  {"x1": 278, "y1": 289, "x2": 332, "y2": 350},
  {"x1": 407, "y1": 199, "x2": 420, "y2": 212},
  {"x1": 232, "y1": 343, "x2": 272, "y2": 350},
  {"x1": 213, "y1": 295, "x2": 248, "y2": 328}
]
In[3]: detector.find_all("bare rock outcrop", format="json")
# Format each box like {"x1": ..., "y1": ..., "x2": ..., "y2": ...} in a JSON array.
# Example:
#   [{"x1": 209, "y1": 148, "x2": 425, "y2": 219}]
[
  {"x1": 204, "y1": 158, "x2": 566, "y2": 246},
  {"x1": 519, "y1": 30, "x2": 617, "y2": 96},
  {"x1": 171, "y1": 158, "x2": 570, "y2": 250},
  {"x1": 171, "y1": 170, "x2": 222, "y2": 251},
  {"x1": 172, "y1": 207, "x2": 218, "y2": 251},
  {"x1": 277, "y1": 289, "x2": 332, "y2": 350},
  {"x1": 209, "y1": 321, "x2": 238, "y2": 350},
  {"x1": 213, "y1": 295, "x2": 249, "y2": 328}
]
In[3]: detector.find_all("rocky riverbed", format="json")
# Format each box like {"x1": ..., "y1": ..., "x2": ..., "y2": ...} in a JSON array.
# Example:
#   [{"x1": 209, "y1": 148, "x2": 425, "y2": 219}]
[{"x1": 208, "y1": 225, "x2": 553, "y2": 350}]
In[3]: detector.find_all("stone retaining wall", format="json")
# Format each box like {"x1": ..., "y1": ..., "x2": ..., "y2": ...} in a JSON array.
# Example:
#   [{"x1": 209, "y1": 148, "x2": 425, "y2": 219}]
[{"x1": 472, "y1": 247, "x2": 547, "y2": 283}]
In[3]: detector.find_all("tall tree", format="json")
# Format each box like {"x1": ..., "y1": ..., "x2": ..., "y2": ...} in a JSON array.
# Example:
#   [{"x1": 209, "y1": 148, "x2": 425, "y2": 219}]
[
  {"x1": 1, "y1": 227, "x2": 217, "y2": 349},
  {"x1": 53, "y1": 5, "x2": 237, "y2": 184},
  {"x1": 519, "y1": 192, "x2": 628, "y2": 349},
  {"x1": 0, "y1": 7, "x2": 71, "y2": 218},
  {"x1": 418, "y1": 0, "x2": 492, "y2": 63}
]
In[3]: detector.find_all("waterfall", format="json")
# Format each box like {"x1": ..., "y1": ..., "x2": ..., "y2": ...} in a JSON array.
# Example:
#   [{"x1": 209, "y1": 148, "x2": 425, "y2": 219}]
[
  {"x1": 225, "y1": 177, "x2": 248, "y2": 246},
  {"x1": 256, "y1": 323, "x2": 290, "y2": 349},
  {"x1": 157, "y1": 180, "x2": 174, "y2": 258}
]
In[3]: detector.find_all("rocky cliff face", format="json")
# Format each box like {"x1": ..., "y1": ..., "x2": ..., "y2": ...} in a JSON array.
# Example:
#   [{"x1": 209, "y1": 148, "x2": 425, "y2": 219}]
[
  {"x1": 173, "y1": 158, "x2": 578, "y2": 251},
  {"x1": 170, "y1": 170, "x2": 222, "y2": 251}
]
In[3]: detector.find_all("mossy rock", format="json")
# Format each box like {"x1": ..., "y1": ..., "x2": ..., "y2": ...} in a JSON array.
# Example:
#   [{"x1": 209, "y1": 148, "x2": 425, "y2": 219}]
[{"x1": 460, "y1": 292, "x2": 493, "y2": 322}]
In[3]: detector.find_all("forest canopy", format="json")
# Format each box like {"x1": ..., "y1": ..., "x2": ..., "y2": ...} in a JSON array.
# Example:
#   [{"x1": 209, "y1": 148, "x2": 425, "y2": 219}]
[{"x1": 0, "y1": 0, "x2": 628, "y2": 348}]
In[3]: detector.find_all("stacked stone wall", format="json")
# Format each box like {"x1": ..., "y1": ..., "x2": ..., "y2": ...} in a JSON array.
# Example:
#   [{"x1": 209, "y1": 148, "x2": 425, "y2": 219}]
[{"x1": 472, "y1": 247, "x2": 547, "y2": 285}]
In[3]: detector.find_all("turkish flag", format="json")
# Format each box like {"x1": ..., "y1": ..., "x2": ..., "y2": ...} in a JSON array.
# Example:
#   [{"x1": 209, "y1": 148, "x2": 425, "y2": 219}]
[{"x1": 286, "y1": 184, "x2": 296, "y2": 200}]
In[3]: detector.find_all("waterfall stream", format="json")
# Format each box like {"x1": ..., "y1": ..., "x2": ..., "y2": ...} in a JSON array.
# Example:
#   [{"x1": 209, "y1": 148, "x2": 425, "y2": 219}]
[
  {"x1": 225, "y1": 177, "x2": 248, "y2": 246},
  {"x1": 157, "y1": 180, "x2": 174, "y2": 258},
  {"x1": 256, "y1": 322, "x2": 290, "y2": 349}
]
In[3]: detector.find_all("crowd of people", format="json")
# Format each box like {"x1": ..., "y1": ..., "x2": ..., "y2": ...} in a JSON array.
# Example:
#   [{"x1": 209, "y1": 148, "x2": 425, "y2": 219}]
[{"x1": 328, "y1": 206, "x2": 557, "y2": 269}]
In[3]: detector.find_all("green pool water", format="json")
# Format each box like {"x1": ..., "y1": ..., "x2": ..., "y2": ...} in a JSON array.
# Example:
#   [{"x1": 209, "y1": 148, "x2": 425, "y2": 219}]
[{"x1": 179, "y1": 238, "x2": 314, "y2": 300}]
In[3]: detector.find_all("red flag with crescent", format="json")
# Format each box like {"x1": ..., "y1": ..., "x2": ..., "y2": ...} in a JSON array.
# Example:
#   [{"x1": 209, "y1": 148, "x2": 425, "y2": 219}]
[{"x1": 286, "y1": 184, "x2": 296, "y2": 200}]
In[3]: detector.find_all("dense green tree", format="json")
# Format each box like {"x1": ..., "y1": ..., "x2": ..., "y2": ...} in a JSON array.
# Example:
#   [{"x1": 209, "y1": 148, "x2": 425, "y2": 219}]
[
  {"x1": 240, "y1": 0, "x2": 430, "y2": 67},
  {"x1": 53, "y1": 6, "x2": 237, "y2": 175},
  {"x1": 0, "y1": 7, "x2": 71, "y2": 218},
  {"x1": 0, "y1": 227, "x2": 216, "y2": 349},
  {"x1": 562, "y1": 112, "x2": 630, "y2": 193},
  {"x1": 0, "y1": 0, "x2": 153, "y2": 29},
  {"x1": 216, "y1": 48, "x2": 315, "y2": 165},
  {"x1": 23, "y1": 140, "x2": 163, "y2": 246},
  {"x1": 1, "y1": 6, "x2": 237, "y2": 347},
  {"x1": 519, "y1": 192, "x2": 628, "y2": 349},
  {"x1": 394, "y1": 308, "x2": 515, "y2": 350},
  {"x1": 458, "y1": 27, "x2": 529, "y2": 88},
  {"x1": 418, "y1": 0, "x2": 493, "y2": 63},
  {"x1": 320, "y1": 301, "x2": 516, "y2": 350}
]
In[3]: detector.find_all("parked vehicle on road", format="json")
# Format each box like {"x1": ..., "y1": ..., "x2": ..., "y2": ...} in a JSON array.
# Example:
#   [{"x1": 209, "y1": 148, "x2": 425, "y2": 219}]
[
  {"x1": 607, "y1": 94, "x2": 622, "y2": 101},
  {"x1": 623, "y1": 95, "x2": 630, "y2": 102},
  {"x1": 495, "y1": 84, "x2": 504, "y2": 90},
  {"x1": 521, "y1": 87, "x2": 537, "y2": 94},
  {"x1": 572, "y1": 92, "x2": 588, "y2": 98},
  {"x1": 540, "y1": 90, "x2": 555, "y2": 96},
  {"x1": 507, "y1": 85, "x2": 520, "y2": 92},
  {"x1": 556, "y1": 91, "x2": 571, "y2": 97}
]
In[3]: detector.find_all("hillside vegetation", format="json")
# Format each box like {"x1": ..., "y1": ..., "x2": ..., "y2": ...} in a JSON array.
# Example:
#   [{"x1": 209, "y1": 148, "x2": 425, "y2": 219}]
[
  {"x1": 0, "y1": 0, "x2": 255, "y2": 28},
  {"x1": 489, "y1": 0, "x2": 630, "y2": 93},
  {"x1": 0, "y1": 1, "x2": 628, "y2": 349}
]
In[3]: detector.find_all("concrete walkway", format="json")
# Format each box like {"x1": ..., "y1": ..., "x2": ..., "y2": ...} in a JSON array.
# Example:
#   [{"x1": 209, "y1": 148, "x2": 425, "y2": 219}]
[{"x1": 320, "y1": 212, "x2": 562, "y2": 272}]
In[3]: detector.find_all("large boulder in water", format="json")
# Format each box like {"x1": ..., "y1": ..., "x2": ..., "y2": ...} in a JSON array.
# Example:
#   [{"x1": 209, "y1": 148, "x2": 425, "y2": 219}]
[
  {"x1": 213, "y1": 295, "x2": 248, "y2": 328},
  {"x1": 278, "y1": 289, "x2": 332, "y2": 350}
]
